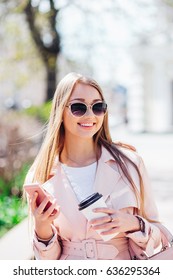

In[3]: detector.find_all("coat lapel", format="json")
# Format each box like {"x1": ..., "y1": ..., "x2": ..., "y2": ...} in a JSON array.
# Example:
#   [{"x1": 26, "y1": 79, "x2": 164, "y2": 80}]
[
  {"x1": 93, "y1": 147, "x2": 121, "y2": 198},
  {"x1": 42, "y1": 164, "x2": 87, "y2": 239},
  {"x1": 94, "y1": 159, "x2": 121, "y2": 197},
  {"x1": 94, "y1": 147, "x2": 139, "y2": 210}
]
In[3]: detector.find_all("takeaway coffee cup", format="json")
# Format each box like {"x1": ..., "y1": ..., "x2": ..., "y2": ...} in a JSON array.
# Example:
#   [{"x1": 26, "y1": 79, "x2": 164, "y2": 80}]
[{"x1": 78, "y1": 192, "x2": 118, "y2": 241}]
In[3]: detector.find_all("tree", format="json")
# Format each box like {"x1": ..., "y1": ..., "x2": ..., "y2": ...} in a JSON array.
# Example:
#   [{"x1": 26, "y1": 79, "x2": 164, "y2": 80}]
[{"x1": 23, "y1": 0, "x2": 61, "y2": 101}]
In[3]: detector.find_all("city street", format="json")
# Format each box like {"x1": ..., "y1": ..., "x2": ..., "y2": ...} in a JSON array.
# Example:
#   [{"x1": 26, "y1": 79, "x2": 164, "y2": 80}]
[{"x1": 110, "y1": 122, "x2": 173, "y2": 233}]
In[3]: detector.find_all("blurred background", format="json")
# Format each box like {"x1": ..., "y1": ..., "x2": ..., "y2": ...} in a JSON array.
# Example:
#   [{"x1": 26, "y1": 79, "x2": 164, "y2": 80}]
[{"x1": 0, "y1": 0, "x2": 173, "y2": 259}]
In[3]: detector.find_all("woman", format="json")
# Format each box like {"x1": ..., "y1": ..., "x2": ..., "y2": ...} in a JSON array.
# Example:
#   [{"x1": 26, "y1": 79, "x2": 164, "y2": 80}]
[{"x1": 24, "y1": 72, "x2": 162, "y2": 260}]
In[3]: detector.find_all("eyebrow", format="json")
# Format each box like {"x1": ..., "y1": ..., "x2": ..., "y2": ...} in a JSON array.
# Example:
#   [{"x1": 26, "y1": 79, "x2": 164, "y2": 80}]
[{"x1": 69, "y1": 98, "x2": 102, "y2": 102}]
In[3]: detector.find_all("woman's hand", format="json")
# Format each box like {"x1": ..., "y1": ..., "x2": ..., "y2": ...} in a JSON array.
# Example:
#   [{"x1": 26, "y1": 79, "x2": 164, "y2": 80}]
[
  {"x1": 29, "y1": 192, "x2": 60, "y2": 240},
  {"x1": 89, "y1": 207, "x2": 140, "y2": 236}
]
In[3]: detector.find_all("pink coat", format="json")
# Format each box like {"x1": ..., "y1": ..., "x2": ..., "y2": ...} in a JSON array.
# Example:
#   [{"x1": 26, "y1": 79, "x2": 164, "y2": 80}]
[{"x1": 26, "y1": 146, "x2": 161, "y2": 260}]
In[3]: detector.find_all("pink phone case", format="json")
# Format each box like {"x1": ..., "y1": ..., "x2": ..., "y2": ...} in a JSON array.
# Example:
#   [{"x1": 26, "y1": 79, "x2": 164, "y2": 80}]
[{"x1": 24, "y1": 183, "x2": 55, "y2": 212}]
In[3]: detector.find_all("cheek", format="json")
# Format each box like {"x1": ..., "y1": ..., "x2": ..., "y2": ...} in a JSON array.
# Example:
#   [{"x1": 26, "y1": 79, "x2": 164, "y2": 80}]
[
  {"x1": 63, "y1": 111, "x2": 72, "y2": 126},
  {"x1": 63, "y1": 118, "x2": 74, "y2": 130},
  {"x1": 63, "y1": 113, "x2": 78, "y2": 132},
  {"x1": 97, "y1": 117, "x2": 104, "y2": 129}
]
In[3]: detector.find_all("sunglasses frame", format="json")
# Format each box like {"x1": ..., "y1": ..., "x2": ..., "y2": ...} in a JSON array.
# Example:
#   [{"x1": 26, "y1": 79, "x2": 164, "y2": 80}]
[{"x1": 65, "y1": 101, "x2": 107, "y2": 118}]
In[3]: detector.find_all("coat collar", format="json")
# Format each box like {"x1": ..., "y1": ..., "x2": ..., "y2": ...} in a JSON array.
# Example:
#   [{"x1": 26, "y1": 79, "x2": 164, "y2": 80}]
[
  {"x1": 50, "y1": 146, "x2": 121, "y2": 198},
  {"x1": 99, "y1": 145, "x2": 116, "y2": 162},
  {"x1": 93, "y1": 146, "x2": 121, "y2": 197}
]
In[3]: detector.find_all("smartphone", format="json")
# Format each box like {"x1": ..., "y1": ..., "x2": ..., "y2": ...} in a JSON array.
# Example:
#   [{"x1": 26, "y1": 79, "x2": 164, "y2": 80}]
[{"x1": 24, "y1": 183, "x2": 57, "y2": 213}]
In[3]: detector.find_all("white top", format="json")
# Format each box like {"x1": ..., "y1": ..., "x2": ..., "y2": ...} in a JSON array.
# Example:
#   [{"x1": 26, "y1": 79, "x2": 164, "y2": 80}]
[{"x1": 61, "y1": 162, "x2": 97, "y2": 202}]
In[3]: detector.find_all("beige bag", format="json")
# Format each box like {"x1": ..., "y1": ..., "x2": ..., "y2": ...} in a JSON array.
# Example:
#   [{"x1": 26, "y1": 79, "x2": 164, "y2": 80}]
[
  {"x1": 129, "y1": 224, "x2": 173, "y2": 260},
  {"x1": 149, "y1": 224, "x2": 173, "y2": 260}
]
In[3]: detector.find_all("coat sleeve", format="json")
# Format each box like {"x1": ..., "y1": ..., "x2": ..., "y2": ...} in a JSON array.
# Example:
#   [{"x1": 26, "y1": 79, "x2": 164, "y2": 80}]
[
  {"x1": 33, "y1": 225, "x2": 62, "y2": 260},
  {"x1": 24, "y1": 168, "x2": 62, "y2": 260},
  {"x1": 125, "y1": 156, "x2": 161, "y2": 256}
]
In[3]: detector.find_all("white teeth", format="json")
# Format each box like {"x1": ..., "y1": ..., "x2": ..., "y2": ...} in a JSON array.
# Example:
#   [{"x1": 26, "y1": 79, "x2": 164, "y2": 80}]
[{"x1": 80, "y1": 123, "x2": 93, "y2": 127}]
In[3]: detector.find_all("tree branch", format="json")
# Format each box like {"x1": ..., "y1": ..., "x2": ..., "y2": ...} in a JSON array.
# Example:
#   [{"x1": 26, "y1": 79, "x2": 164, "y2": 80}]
[{"x1": 23, "y1": 0, "x2": 60, "y2": 65}]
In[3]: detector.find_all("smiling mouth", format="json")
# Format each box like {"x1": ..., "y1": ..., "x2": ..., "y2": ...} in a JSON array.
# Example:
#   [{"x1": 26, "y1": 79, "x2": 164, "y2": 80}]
[{"x1": 78, "y1": 123, "x2": 95, "y2": 127}]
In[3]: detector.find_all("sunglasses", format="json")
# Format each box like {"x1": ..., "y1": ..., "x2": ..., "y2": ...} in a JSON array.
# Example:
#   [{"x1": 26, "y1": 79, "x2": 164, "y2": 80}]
[{"x1": 66, "y1": 101, "x2": 107, "y2": 117}]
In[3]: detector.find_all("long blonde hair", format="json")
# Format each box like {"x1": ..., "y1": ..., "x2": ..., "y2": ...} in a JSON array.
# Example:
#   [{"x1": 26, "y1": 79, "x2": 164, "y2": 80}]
[{"x1": 31, "y1": 72, "x2": 153, "y2": 221}]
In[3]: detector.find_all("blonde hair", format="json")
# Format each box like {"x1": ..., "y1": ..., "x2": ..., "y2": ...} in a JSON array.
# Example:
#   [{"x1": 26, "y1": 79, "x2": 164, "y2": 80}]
[{"x1": 30, "y1": 72, "x2": 154, "y2": 221}]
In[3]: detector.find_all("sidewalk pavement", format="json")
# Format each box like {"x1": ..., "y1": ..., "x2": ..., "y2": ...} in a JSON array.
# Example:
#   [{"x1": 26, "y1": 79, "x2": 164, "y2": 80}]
[{"x1": 110, "y1": 123, "x2": 173, "y2": 233}]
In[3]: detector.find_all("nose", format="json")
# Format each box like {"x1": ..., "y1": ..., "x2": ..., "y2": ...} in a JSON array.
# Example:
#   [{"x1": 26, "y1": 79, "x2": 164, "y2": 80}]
[{"x1": 85, "y1": 105, "x2": 94, "y2": 116}]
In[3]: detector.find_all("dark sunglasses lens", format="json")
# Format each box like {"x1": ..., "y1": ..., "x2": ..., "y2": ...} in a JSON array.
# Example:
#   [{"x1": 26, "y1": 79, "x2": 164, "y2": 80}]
[
  {"x1": 71, "y1": 103, "x2": 87, "y2": 116},
  {"x1": 93, "y1": 102, "x2": 107, "y2": 115}
]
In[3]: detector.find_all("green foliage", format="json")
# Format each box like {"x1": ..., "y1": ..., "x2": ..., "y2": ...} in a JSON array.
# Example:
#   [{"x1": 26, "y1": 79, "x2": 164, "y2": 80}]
[
  {"x1": 13, "y1": 163, "x2": 31, "y2": 192},
  {"x1": 0, "y1": 104, "x2": 49, "y2": 238},
  {"x1": 0, "y1": 195, "x2": 28, "y2": 238},
  {"x1": 25, "y1": 101, "x2": 52, "y2": 123},
  {"x1": 0, "y1": 110, "x2": 42, "y2": 237},
  {"x1": 0, "y1": 163, "x2": 30, "y2": 238},
  {"x1": 0, "y1": 178, "x2": 11, "y2": 197},
  {"x1": 0, "y1": 163, "x2": 31, "y2": 197}
]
